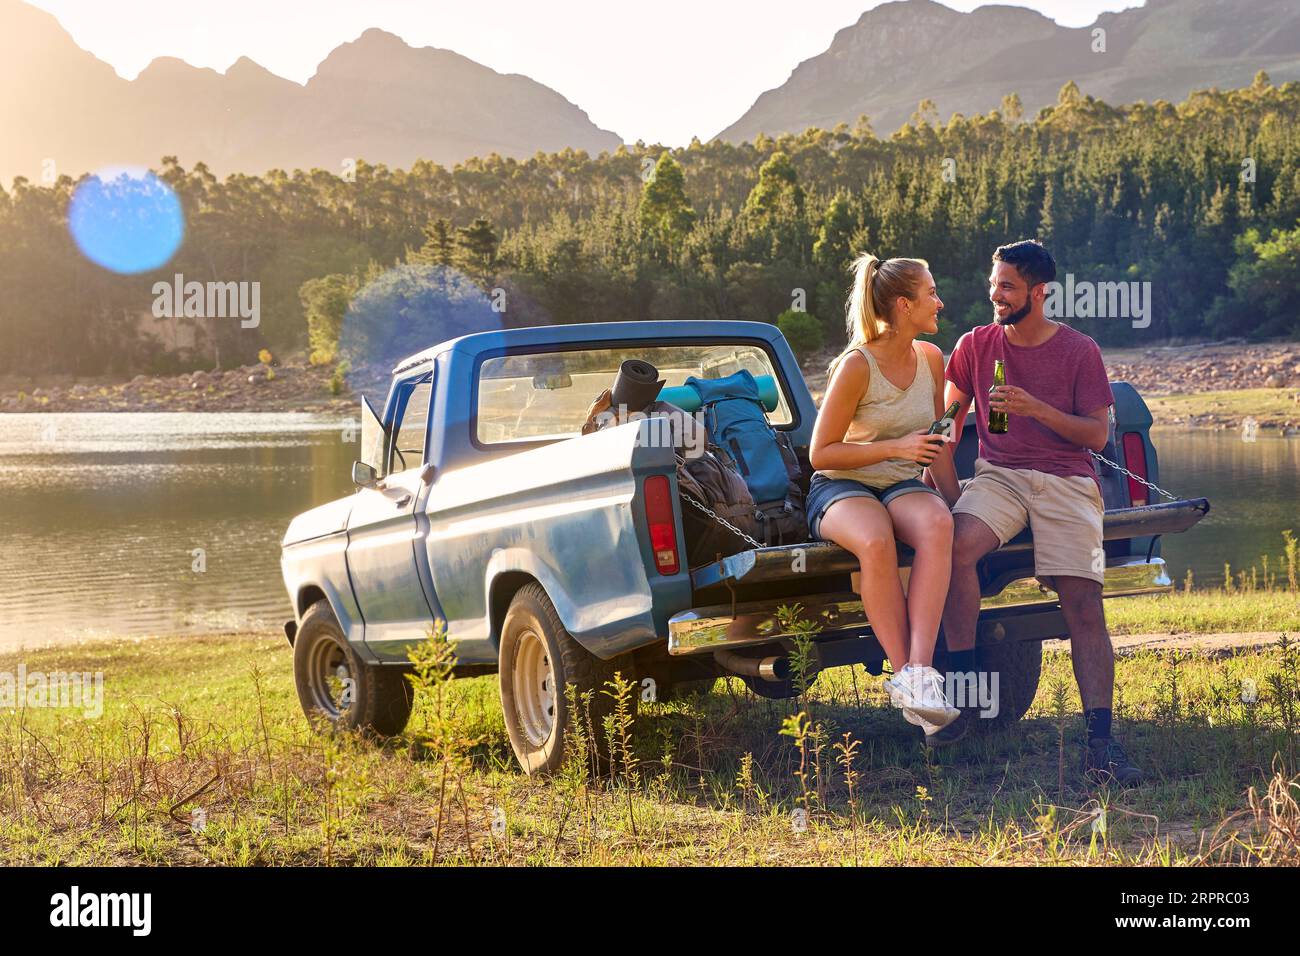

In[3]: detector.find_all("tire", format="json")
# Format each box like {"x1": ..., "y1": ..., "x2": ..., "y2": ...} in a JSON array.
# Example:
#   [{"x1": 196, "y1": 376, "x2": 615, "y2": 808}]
[
  {"x1": 293, "y1": 599, "x2": 414, "y2": 738},
  {"x1": 935, "y1": 638, "x2": 1043, "y2": 730},
  {"x1": 498, "y1": 582, "x2": 632, "y2": 776}
]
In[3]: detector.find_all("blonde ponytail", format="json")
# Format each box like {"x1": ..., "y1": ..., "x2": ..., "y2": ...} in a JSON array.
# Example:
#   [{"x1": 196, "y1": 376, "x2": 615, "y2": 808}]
[{"x1": 828, "y1": 252, "x2": 930, "y2": 376}]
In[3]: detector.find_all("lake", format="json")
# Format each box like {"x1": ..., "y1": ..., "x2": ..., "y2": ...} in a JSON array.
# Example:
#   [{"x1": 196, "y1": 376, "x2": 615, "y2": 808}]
[
  {"x1": 0, "y1": 413, "x2": 354, "y2": 650},
  {"x1": 0, "y1": 414, "x2": 1295, "y2": 650}
]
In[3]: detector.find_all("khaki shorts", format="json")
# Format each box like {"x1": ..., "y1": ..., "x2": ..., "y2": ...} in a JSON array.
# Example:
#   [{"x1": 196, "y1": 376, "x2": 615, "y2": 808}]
[{"x1": 953, "y1": 458, "x2": 1105, "y2": 586}]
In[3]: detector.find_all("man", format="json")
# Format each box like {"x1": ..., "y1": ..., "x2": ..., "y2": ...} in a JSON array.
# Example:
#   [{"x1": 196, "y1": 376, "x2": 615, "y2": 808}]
[{"x1": 927, "y1": 239, "x2": 1141, "y2": 785}]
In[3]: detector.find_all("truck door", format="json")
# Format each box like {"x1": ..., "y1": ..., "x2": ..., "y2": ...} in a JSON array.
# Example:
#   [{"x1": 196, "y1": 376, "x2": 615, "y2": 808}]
[{"x1": 346, "y1": 373, "x2": 437, "y2": 658}]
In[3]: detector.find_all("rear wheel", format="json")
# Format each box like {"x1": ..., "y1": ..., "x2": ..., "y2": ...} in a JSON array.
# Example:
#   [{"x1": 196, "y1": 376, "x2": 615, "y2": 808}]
[
  {"x1": 980, "y1": 639, "x2": 1044, "y2": 726},
  {"x1": 293, "y1": 599, "x2": 414, "y2": 737},
  {"x1": 498, "y1": 583, "x2": 633, "y2": 775},
  {"x1": 936, "y1": 638, "x2": 1043, "y2": 729}
]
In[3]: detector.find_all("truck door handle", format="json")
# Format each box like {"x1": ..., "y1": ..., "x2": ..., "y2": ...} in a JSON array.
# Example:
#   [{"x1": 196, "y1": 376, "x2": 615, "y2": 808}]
[{"x1": 395, "y1": 494, "x2": 411, "y2": 508}]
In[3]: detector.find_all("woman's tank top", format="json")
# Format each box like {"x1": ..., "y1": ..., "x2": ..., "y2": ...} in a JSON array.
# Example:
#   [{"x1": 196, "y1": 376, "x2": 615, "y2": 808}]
[{"x1": 818, "y1": 341, "x2": 935, "y2": 489}]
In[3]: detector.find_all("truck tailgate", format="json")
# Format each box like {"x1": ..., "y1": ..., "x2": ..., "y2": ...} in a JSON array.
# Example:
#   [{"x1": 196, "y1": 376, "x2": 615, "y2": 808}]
[
  {"x1": 689, "y1": 497, "x2": 1210, "y2": 590},
  {"x1": 670, "y1": 497, "x2": 1210, "y2": 657}
]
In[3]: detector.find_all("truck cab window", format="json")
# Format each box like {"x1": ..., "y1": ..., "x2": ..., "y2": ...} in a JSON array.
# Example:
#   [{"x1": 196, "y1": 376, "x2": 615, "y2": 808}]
[
  {"x1": 477, "y1": 343, "x2": 793, "y2": 444},
  {"x1": 391, "y1": 379, "x2": 432, "y2": 472}
]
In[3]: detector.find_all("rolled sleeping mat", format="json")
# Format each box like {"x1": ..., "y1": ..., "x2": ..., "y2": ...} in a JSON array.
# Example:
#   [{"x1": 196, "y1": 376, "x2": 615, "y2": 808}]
[
  {"x1": 611, "y1": 359, "x2": 665, "y2": 414},
  {"x1": 659, "y1": 374, "x2": 779, "y2": 413}
]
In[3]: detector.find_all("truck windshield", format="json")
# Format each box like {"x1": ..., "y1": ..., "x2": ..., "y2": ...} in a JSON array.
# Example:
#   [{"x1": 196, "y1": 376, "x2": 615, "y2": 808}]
[{"x1": 477, "y1": 342, "x2": 793, "y2": 444}]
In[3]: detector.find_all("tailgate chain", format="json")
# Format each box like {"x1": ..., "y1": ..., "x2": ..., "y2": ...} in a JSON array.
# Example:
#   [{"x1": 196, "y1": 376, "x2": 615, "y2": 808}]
[
  {"x1": 680, "y1": 492, "x2": 765, "y2": 550},
  {"x1": 687, "y1": 453, "x2": 1182, "y2": 556},
  {"x1": 1089, "y1": 450, "x2": 1183, "y2": 503}
]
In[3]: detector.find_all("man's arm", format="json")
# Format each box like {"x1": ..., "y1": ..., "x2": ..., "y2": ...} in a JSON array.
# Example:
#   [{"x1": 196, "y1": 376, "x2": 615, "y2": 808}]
[{"x1": 990, "y1": 386, "x2": 1109, "y2": 451}]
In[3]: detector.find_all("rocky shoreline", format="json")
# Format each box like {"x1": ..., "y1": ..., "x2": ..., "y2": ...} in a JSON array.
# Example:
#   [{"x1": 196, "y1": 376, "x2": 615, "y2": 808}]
[
  {"x1": 1103, "y1": 342, "x2": 1300, "y2": 391},
  {"x1": 4, "y1": 341, "x2": 1299, "y2": 429},
  {"x1": 0, "y1": 362, "x2": 357, "y2": 414}
]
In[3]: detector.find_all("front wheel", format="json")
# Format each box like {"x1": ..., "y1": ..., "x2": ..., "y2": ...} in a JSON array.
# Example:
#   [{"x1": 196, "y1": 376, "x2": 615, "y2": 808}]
[
  {"x1": 498, "y1": 583, "x2": 630, "y2": 775},
  {"x1": 293, "y1": 599, "x2": 414, "y2": 737}
]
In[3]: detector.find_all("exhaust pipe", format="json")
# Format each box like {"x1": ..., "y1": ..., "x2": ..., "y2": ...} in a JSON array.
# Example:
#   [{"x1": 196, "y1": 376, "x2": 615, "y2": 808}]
[{"x1": 713, "y1": 648, "x2": 792, "y2": 683}]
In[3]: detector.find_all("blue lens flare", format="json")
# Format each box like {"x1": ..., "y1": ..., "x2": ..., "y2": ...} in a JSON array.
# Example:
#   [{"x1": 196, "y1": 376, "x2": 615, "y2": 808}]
[
  {"x1": 68, "y1": 168, "x2": 184, "y2": 274},
  {"x1": 339, "y1": 264, "x2": 506, "y2": 387}
]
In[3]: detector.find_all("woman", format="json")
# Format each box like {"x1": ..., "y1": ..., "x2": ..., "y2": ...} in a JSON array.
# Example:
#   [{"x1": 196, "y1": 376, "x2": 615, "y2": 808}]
[{"x1": 807, "y1": 254, "x2": 962, "y2": 734}]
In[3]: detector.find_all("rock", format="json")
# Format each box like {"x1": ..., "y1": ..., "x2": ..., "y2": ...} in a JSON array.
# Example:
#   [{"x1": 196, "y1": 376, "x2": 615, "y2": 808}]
[{"x1": 1265, "y1": 375, "x2": 1283, "y2": 388}]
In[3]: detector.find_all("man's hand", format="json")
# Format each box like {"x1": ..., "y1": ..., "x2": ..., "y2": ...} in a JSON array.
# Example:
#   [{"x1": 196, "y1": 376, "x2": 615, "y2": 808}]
[
  {"x1": 991, "y1": 385, "x2": 1110, "y2": 451},
  {"x1": 581, "y1": 388, "x2": 613, "y2": 435},
  {"x1": 990, "y1": 384, "x2": 1049, "y2": 422}
]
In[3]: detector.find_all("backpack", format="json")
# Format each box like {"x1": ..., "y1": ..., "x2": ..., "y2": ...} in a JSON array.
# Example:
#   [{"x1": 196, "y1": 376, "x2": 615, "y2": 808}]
[
  {"x1": 684, "y1": 370, "x2": 807, "y2": 548},
  {"x1": 675, "y1": 446, "x2": 762, "y2": 567}
]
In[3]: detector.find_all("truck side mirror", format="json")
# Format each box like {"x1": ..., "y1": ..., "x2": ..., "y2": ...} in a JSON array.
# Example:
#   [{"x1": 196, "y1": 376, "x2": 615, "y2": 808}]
[{"x1": 352, "y1": 460, "x2": 379, "y2": 488}]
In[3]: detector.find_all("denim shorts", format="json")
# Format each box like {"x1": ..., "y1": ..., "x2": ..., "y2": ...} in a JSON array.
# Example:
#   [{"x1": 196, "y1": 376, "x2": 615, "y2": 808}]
[{"x1": 806, "y1": 472, "x2": 945, "y2": 540}]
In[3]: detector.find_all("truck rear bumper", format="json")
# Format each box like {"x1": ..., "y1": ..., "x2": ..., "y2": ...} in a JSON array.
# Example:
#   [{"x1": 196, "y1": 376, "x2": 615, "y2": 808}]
[{"x1": 667, "y1": 556, "x2": 1172, "y2": 656}]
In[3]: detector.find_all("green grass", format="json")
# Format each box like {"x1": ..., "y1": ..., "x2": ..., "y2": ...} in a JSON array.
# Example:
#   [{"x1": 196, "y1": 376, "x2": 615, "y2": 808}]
[
  {"x1": 1144, "y1": 388, "x2": 1300, "y2": 427},
  {"x1": 2, "y1": 624, "x2": 1298, "y2": 867},
  {"x1": 1107, "y1": 589, "x2": 1300, "y2": 635}
]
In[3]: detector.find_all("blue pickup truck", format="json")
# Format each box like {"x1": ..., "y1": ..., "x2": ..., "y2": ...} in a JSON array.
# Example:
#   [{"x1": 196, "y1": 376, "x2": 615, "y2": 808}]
[{"x1": 280, "y1": 320, "x2": 1209, "y2": 774}]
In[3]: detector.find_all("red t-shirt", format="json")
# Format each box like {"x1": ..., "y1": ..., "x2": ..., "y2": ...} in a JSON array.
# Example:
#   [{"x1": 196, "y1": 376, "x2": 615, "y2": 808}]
[{"x1": 946, "y1": 322, "x2": 1113, "y2": 482}]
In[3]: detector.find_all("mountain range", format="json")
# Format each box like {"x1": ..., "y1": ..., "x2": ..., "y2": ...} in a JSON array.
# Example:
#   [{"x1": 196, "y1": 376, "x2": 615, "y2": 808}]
[
  {"x1": 718, "y1": 0, "x2": 1300, "y2": 141},
  {"x1": 3, "y1": 0, "x2": 1299, "y2": 186},
  {"x1": 0, "y1": 0, "x2": 623, "y2": 185}
]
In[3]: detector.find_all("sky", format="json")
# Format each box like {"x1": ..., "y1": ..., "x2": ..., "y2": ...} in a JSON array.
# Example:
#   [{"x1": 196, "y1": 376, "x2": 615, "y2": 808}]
[{"x1": 27, "y1": 0, "x2": 1144, "y2": 145}]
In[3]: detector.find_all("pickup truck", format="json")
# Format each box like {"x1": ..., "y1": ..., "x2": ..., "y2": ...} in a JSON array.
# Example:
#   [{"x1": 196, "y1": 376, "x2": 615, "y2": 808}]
[{"x1": 280, "y1": 320, "x2": 1210, "y2": 774}]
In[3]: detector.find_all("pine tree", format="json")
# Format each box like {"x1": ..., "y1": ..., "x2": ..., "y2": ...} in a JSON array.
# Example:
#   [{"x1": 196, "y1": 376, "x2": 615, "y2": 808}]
[
  {"x1": 410, "y1": 218, "x2": 457, "y2": 266},
  {"x1": 638, "y1": 152, "x2": 696, "y2": 260},
  {"x1": 456, "y1": 217, "x2": 499, "y2": 274}
]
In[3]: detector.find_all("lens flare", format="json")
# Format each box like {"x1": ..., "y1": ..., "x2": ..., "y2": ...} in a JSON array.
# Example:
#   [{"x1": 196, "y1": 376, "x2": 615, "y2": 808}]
[
  {"x1": 68, "y1": 168, "x2": 184, "y2": 274},
  {"x1": 338, "y1": 263, "x2": 507, "y2": 399}
]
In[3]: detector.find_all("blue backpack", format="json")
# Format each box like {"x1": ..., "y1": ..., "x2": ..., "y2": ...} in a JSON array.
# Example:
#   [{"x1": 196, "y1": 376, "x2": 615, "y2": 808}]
[{"x1": 685, "y1": 370, "x2": 807, "y2": 546}]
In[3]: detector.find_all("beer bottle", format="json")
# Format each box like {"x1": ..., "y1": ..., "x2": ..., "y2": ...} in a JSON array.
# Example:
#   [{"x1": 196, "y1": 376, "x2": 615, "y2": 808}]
[
  {"x1": 988, "y1": 360, "x2": 1009, "y2": 434},
  {"x1": 928, "y1": 401, "x2": 962, "y2": 436}
]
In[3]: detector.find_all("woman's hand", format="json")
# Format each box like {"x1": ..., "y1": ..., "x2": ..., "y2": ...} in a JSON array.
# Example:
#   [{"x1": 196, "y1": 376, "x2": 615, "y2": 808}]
[{"x1": 889, "y1": 430, "x2": 949, "y2": 466}]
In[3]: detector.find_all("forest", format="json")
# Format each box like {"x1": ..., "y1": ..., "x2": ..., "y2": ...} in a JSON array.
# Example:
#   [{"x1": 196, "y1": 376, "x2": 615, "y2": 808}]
[{"x1": 1, "y1": 74, "x2": 1297, "y2": 377}]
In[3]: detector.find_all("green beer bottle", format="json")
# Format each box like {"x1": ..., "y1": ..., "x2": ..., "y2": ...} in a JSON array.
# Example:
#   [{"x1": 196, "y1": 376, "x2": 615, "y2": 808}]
[
  {"x1": 928, "y1": 400, "x2": 962, "y2": 436},
  {"x1": 988, "y1": 359, "x2": 1009, "y2": 434}
]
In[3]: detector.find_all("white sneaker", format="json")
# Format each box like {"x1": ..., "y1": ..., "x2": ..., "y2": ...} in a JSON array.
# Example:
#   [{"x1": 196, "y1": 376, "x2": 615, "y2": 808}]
[
  {"x1": 894, "y1": 703, "x2": 946, "y2": 736},
  {"x1": 886, "y1": 665, "x2": 959, "y2": 728}
]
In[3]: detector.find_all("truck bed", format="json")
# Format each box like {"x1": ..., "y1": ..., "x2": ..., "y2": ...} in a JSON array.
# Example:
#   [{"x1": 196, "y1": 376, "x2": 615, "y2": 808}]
[{"x1": 669, "y1": 497, "x2": 1210, "y2": 658}]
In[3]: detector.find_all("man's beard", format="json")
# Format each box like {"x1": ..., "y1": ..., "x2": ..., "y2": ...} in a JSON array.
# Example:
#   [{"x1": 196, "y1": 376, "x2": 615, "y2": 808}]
[{"x1": 994, "y1": 300, "x2": 1032, "y2": 326}]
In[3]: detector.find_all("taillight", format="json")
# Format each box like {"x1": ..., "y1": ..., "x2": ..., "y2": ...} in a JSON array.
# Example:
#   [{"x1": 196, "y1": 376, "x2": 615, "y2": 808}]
[
  {"x1": 643, "y1": 475, "x2": 680, "y2": 575},
  {"x1": 1121, "y1": 433, "x2": 1149, "y2": 506}
]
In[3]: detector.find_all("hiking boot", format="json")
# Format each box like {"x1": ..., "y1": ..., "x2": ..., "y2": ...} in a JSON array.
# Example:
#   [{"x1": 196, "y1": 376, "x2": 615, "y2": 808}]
[
  {"x1": 1083, "y1": 736, "x2": 1144, "y2": 787},
  {"x1": 885, "y1": 664, "x2": 960, "y2": 727}
]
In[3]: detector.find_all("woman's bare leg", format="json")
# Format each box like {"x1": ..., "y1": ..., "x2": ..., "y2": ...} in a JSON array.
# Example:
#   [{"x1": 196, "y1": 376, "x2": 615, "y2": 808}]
[
  {"x1": 886, "y1": 492, "x2": 954, "y2": 667},
  {"x1": 818, "y1": 496, "x2": 909, "y2": 671}
]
